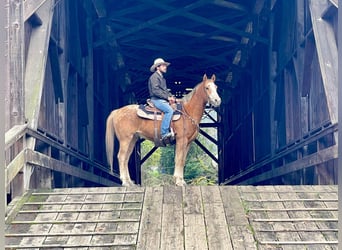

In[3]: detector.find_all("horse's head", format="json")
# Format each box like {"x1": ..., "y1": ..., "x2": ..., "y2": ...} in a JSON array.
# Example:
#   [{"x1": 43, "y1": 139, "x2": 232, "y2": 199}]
[{"x1": 203, "y1": 74, "x2": 221, "y2": 107}]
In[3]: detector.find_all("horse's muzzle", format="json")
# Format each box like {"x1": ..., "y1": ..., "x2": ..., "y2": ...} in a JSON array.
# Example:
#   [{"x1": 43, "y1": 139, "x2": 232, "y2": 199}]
[{"x1": 211, "y1": 97, "x2": 221, "y2": 107}]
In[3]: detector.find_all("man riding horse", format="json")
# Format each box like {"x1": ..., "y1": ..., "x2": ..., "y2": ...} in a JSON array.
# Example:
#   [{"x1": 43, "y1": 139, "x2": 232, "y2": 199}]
[
  {"x1": 105, "y1": 63, "x2": 221, "y2": 186},
  {"x1": 148, "y1": 58, "x2": 176, "y2": 143}
]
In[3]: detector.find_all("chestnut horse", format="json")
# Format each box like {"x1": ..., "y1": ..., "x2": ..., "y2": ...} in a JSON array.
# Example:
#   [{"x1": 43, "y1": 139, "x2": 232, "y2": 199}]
[{"x1": 105, "y1": 74, "x2": 221, "y2": 186}]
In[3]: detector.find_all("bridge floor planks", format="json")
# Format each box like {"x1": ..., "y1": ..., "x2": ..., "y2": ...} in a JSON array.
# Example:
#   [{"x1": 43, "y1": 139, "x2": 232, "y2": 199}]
[{"x1": 5, "y1": 185, "x2": 337, "y2": 249}]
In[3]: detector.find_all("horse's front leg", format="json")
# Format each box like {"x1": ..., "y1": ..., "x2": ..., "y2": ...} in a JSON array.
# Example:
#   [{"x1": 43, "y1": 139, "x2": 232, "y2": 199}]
[{"x1": 174, "y1": 140, "x2": 190, "y2": 186}]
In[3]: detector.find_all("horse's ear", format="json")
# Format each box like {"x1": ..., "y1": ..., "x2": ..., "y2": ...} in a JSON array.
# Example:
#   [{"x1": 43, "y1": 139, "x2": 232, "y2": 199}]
[
  {"x1": 211, "y1": 74, "x2": 216, "y2": 81},
  {"x1": 203, "y1": 74, "x2": 208, "y2": 81}
]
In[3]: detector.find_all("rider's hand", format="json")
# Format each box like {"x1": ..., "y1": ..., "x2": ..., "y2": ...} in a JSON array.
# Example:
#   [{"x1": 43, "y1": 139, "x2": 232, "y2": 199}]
[{"x1": 168, "y1": 96, "x2": 176, "y2": 104}]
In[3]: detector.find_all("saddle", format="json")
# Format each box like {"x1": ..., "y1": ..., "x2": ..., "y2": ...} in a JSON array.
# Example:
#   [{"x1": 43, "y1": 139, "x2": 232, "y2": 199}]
[
  {"x1": 137, "y1": 99, "x2": 182, "y2": 121},
  {"x1": 137, "y1": 99, "x2": 181, "y2": 147}
]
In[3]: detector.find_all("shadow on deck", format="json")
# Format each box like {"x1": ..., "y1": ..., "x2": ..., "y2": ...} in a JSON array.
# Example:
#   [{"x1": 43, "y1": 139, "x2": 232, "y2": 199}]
[{"x1": 5, "y1": 185, "x2": 338, "y2": 249}]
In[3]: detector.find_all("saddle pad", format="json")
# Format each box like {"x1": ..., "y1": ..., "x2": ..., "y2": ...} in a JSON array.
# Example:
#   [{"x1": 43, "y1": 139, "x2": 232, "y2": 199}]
[{"x1": 137, "y1": 103, "x2": 181, "y2": 121}]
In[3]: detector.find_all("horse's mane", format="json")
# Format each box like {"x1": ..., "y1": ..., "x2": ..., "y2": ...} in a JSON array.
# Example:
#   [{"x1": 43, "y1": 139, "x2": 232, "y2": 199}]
[{"x1": 181, "y1": 82, "x2": 202, "y2": 103}]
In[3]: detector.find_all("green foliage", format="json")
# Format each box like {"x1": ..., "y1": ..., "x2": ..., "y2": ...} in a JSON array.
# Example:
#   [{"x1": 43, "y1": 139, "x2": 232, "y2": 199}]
[{"x1": 141, "y1": 127, "x2": 218, "y2": 186}]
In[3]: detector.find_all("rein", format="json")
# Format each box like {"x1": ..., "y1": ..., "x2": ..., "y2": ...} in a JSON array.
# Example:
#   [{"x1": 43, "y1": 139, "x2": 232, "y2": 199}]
[{"x1": 177, "y1": 104, "x2": 200, "y2": 131}]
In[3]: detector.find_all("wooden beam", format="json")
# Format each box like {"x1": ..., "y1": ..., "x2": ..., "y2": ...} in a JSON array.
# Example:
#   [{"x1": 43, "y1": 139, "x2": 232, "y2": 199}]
[
  {"x1": 110, "y1": 14, "x2": 239, "y2": 44},
  {"x1": 194, "y1": 139, "x2": 218, "y2": 163},
  {"x1": 199, "y1": 128, "x2": 218, "y2": 144},
  {"x1": 96, "y1": 1, "x2": 209, "y2": 47},
  {"x1": 24, "y1": 0, "x2": 54, "y2": 130},
  {"x1": 23, "y1": 0, "x2": 48, "y2": 21},
  {"x1": 91, "y1": 0, "x2": 107, "y2": 18},
  {"x1": 242, "y1": 144, "x2": 337, "y2": 184},
  {"x1": 213, "y1": 0, "x2": 248, "y2": 12},
  {"x1": 26, "y1": 149, "x2": 118, "y2": 186},
  {"x1": 328, "y1": 0, "x2": 338, "y2": 7},
  {"x1": 8, "y1": 0, "x2": 25, "y2": 127},
  {"x1": 309, "y1": 0, "x2": 338, "y2": 124},
  {"x1": 1, "y1": 3, "x2": 7, "y2": 244},
  {"x1": 5, "y1": 150, "x2": 26, "y2": 188},
  {"x1": 5, "y1": 124, "x2": 27, "y2": 150},
  {"x1": 49, "y1": 39, "x2": 64, "y2": 102},
  {"x1": 144, "y1": 0, "x2": 268, "y2": 44}
]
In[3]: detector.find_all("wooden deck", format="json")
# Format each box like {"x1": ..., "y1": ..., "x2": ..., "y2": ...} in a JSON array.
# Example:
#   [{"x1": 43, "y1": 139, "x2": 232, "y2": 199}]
[{"x1": 5, "y1": 185, "x2": 338, "y2": 249}]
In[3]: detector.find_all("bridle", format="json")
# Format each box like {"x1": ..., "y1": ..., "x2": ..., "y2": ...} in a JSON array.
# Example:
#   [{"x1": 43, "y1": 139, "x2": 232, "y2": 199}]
[{"x1": 175, "y1": 80, "x2": 217, "y2": 132}]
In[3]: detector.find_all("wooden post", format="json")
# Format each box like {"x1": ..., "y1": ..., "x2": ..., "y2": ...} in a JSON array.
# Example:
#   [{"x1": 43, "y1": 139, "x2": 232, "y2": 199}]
[
  {"x1": 8, "y1": 0, "x2": 25, "y2": 128},
  {"x1": 309, "y1": 0, "x2": 338, "y2": 124},
  {"x1": 6, "y1": 0, "x2": 26, "y2": 204},
  {"x1": 338, "y1": 1, "x2": 342, "y2": 249},
  {"x1": 24, "y1": 0, "x2": 54, "y2": 190},
  {"x1": 0, "y1": 0, "x2": 7, "y2": 247}
]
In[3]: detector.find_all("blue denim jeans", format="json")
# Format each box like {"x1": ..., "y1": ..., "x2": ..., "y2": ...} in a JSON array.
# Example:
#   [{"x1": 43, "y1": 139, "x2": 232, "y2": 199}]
[{"x1": 151, "y1": 98, "x2": 173, "y2": 136}]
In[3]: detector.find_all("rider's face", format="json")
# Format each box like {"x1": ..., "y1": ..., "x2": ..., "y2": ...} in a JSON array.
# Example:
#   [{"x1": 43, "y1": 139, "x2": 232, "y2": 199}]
[{"x1": 158, "y1": 64, "x2": 168, "y2": 73}]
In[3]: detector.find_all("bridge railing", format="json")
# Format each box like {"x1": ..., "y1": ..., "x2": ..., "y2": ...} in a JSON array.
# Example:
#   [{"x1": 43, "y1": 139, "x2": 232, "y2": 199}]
[
  {"x1": 223, "y1": 123, "x2": 338, "y2": 185},
  {"x1": 5, "y1": 124, "x2": 120, "y2": 190}
]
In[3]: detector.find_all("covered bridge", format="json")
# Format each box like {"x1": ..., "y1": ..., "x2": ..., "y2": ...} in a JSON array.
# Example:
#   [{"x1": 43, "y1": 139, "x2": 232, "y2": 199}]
[{"x1": 4, "y1": 0, "x2": 338, "y2": 199}]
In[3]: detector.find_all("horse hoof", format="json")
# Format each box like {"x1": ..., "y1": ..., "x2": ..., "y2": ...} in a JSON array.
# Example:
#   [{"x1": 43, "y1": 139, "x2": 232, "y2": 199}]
[
  {"x1": 122, "y1": 180, "x2": 136, "y2": 187},
  {"x1": 174, "y1": 177, "x2": 187, "y2": 186}
]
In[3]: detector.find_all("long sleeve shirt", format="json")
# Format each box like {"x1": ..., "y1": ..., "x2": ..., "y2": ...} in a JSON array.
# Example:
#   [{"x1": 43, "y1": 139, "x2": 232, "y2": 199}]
[{"x1": 148, "y1": 71, "x2": 172, "y2": 100}]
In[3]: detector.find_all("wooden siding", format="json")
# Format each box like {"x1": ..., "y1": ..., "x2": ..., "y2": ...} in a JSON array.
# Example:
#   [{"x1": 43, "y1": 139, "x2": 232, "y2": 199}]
[{"x1": 221, "y1": 0, "x2": 338, "y2": 185}]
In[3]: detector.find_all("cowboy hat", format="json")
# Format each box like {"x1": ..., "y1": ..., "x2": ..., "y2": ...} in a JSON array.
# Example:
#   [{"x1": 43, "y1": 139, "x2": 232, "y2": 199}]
[{"x1": 150, "y1": 58, "x2": 170, "y2": 72}]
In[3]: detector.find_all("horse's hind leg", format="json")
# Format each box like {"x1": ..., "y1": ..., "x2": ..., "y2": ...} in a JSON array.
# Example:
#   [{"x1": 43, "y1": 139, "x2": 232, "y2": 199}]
[{"x1": 117, "y1": 136, "x2": 138, "y2": 187}]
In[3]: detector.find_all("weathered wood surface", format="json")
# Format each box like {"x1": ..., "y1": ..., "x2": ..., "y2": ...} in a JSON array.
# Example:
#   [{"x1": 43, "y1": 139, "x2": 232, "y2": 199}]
[{"x1": 5, "y1": 185, "x2": 337, "y2": 249}]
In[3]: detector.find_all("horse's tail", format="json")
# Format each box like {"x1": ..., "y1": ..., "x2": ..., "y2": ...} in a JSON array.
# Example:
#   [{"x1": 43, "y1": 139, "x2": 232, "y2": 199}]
[{"x1": 105, "y1": 111, "x2": 115, "y2": 172}]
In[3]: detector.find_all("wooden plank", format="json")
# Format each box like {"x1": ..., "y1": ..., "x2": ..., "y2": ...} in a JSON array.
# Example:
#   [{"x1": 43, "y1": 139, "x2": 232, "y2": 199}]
[
  {"x1": 160, "y1": 186, "x2": 184, "y2": 250},
  {"x1": 6, "y1": 231, "x2": 137, "y2": 237},
  {"x1": 49, "y1": 39, "x2": 64, "y2": 102},
  {"x1": 258, "y1": 186, "x2": 302, "y2": 245},
  {"x1": 32, "y1": 190, "x2": 144, "y2": 195},
  {"x1": 19, "y1": 208, "x2": 141, "y2": 213},
  {"x1": 73, "y1": 191, "x2": 104, "y2": 247},
  {"x1": 25, "y1": 201, "x2": 141, "y2": 205},
  {"x1": 183, "y1": 186, "x2": 207, "y2": 250},
  {"x1": 304, "y1": 188, "x2": 338, "y2": 243},
  {"x1": 328, "y1": 0, "x2": 338, "y2": 7},
  {"x1": 97, "y1": 1, "x2": 209, "y2": 47},
  {"x1": 309, "y1": 0, "x2": 338, "y2": 124},
  {"x1": 137, "y1": 187, "x2": 163, "y2": 250},
  {"x1": 239, "y1": 186, "x2": 277, "y2": 244},
  {"x1": 112, "y1": 187, "x2": 142, "y2": 246},
  {"x1": 163, "y1": 185, "x2": 183, "y2": 204},
  {"x1": 91, "y1": 190, "x2": 121, "y2": 246},
  {"x1": 91, "y1": 0, "x2": 107, "y2": 17},
  {"x1": 11, "y1": 219, "x2": 139, "y2": 224},
  {"x1": 201, "y1": 186, "x2": 233, "y2": 250},
  {"x1": 278, "y1": 188, "x2": 329, "y2": 247},
  {"x1": 25, "y1": 149, "x2": 117, "y2": 186},
  {"x1": 220, "y1": 186, "x2": 256, "y2": 249},
  {"x1": 8, "y1": 0, "x2": 25, "y2": 127},
  {"x1": 5, "y1": 124, "x2": 27, "y2": 149},
  {"x1": 1, "y1": 1, "x2": 6, "y2": 246},
  {"x1": 146, "y1": 1, "x2": 267, "y2": 44},
  {"x1": 242, "y1": 144, "x2": 338, "y2": 184},
  {"x1": 24, "y1": 0, "x2": 54, "y2": 130},
  {"x1": 5, "y1": 150, "x2": 25, "y2": 187},
  {"x1": 259, "y1": 240, "x2": 338, "y2": 245}
]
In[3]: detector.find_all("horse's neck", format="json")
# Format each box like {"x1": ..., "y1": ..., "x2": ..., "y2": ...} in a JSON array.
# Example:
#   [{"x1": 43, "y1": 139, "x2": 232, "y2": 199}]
[{"x1": 184, "y1": 84, "x2": 207, "y2": 122}]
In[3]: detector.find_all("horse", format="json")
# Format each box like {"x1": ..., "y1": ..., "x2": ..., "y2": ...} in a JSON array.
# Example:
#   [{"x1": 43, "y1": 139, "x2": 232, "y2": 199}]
[{"x1": 105, "y1": 74, "x2": 221, "y2": 186}]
